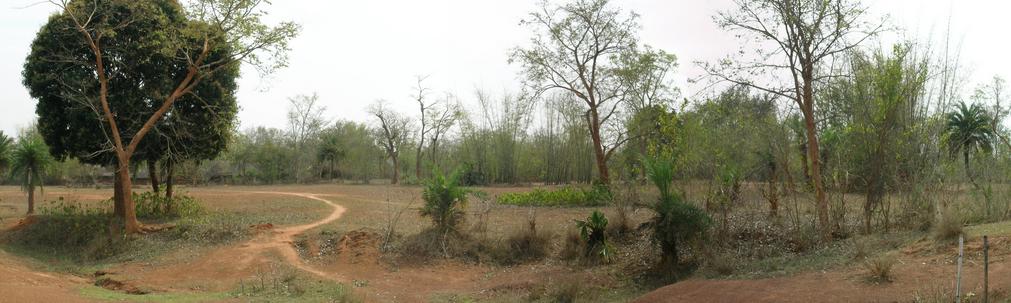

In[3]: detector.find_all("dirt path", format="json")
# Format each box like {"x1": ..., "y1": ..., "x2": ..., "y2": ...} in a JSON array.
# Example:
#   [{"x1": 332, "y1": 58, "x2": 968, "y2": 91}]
[
  {"x1": 237, "y1": 191, "x2": 348, "y2": 281},
  {"x1": 104, "y1": 191, "x2": 350, "y2": 294}
]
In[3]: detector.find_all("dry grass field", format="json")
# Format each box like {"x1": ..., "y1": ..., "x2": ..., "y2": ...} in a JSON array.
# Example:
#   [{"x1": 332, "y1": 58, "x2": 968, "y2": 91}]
[{"x1": 1, "y1": 183, "x2": 1010, "y2": 302}]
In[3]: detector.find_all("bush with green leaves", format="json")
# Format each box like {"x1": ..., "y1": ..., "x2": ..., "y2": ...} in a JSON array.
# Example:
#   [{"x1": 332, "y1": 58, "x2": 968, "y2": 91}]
[
  {"x1": 420, "y1": 170, "x2": 469, "y2": 232},
  {"x1": 17, "y1": 198, "x2": 111, "y2": 247},
  {"x1": 133, "y1": 192, "x2": 204, "y2": 219},
  {"x1": 575, "y1": 210, "x2": 612, "y2": 262},
  {"x1": 498, "y1": 184, "x2": 612, "y2": 207},
  {"x1": 644, "y1": 156, "x2": 712, "y2": 267}
]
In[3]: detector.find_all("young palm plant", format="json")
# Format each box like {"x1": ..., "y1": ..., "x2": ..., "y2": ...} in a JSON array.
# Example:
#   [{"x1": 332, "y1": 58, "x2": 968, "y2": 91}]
[
  {"x1": 420, "y1": 170, "x2": 468, "y2": 233},
  {"x1": 944, "y1": 101, "x2": 996, "y2": 188},
  {"x1": 9, "y1": 136, "x2": 54, "y2": 216},
  {"x1": 644, "y1": 156, "x2": 711, "y2": 269},
  {"x1": 575, "y1": 210, "x2": 611, "y2": 262}
]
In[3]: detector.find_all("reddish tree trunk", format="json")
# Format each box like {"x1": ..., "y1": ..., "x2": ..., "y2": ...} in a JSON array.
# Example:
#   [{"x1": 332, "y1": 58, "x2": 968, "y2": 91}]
[
  {"x1": 588, "y1": 107, "x2": 610, "y2": 185},
  {"x1": 114, "y1": 157, "x2": 141, "y2": 233},
  {"x1": 801, "y1": 72, "x2": 829, "y2": 238}
]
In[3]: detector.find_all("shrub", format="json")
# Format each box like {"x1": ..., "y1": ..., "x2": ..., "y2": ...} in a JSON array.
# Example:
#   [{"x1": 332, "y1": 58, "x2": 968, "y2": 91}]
[
  {"x1": 496, "y1": 213, "x2": 551, "y2": 264},
  {"x1": 14, "y1": 198, "x2": 112, "y2": 248},
  {"x1": 458, "y1": 162, "x2": 487, "y2": 186},
  {"x1": 933, "y1": 206, "x2": 963, "y2": 242},
  {"x1": 575, "y1": 210, "x2": 612, "y2": 262},
  {"x1": 863, "y1": 255, "x2": 896, "y2": 283},
  {"x1": 133, "y1": 192, "x2": 204, "y2": 219},
  {"x1": 420, "y1": 170, "x2": 469, "y2": 233},
  {"x1": 398, "y1": 228, "x2": 481, "y2": 261},
  {"x1": 608, "y1": 182, "x2": 638, "y2": 240},
  {"x1": 498, "y1": 184, "x2": 612, "y2": 207},
  {"x1": 550, "y1": 281, "x2": 582, "y2": 303},
  {"x1": 559, "y1": 228, "x2": 583, "y2": 260},
  {"x1": 644, "y1": 156, "x2": 712, "y2": 268}
]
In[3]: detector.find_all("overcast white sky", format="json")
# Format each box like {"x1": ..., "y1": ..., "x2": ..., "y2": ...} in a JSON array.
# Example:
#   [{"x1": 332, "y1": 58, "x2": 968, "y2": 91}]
[{"x1": 1, "y1": 0, "x2": 1009, "y2": 135}]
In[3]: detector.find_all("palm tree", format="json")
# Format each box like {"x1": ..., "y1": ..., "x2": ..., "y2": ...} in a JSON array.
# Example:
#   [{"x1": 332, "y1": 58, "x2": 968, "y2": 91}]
[
  {"x1": 9, "y1": 137, "x2": 54, "y2": 215},
  {"x1": 0, "y1": 131, "x2": 11, "y2": 175},
  {"x1": 945, "y1": 102, "x2": 996, "y2": 188}
]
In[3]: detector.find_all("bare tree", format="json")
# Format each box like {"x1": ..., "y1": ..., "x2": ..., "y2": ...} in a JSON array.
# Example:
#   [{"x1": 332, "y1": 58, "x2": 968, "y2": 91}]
[
  {"x1": 288, "y1": 93, "x2": 328, "y2": 147},
  {"x1": 511, "y1": 0, "x2": 640, "y2": 185},
  {"x1": 287, "y1": 93, "x2": 328, "y2": 183},
  {"x1": 428, "y1": 93, "x2": 462, "y2": 171},
  {"x1": 368, "y1": 100, "x2": 412, "y2": 185},
  {"x1": 412, "y1": 76, "x2": 434, "y2": 180},
  {"x1": 706, "y1": 0, "x2": 884, "y2": 236}
]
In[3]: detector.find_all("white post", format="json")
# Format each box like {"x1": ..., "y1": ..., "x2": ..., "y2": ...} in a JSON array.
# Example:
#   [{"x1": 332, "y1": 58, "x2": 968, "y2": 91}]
[{"x1": 956, "y1": 234, "x2": 964, "y2": 302}]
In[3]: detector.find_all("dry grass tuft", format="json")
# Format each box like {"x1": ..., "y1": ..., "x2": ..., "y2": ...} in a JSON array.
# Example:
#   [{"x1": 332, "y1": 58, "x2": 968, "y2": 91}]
[
  {"x1": 550, "y1": 281, "x2": 583, "y2": 303},
  {"x1": 863, "y1": 254, "x2": 897, "y2": 283},
  {"x1": 559, "y1": 228, "x2": 583, "y2": 261},
  {"x1": 933, "y1": 207, "x2": 964, "y2": 242},
  {"x1": 495, "y1": 212, "x2": 551, "y2": 264}
]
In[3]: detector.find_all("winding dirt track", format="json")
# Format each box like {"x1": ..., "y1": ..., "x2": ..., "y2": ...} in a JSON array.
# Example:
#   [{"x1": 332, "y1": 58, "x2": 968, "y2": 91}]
[{"x1": 234, "y1": 191, "x2": 348, "y2": 280}]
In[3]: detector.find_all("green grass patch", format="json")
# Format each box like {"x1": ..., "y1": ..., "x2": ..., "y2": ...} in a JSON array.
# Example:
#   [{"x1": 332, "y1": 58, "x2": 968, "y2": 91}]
[
  {"x1": 79, "y1": 286, "x2": 231, "y2": 303},
  {"x1": 715, "y1": 231, "x2": 921, "y2": 279},
  {"x1": 966, "y1": 220, "x2": 1011, "y2": 238},
  {"x1": 497, "y1": 185, "x2": 612, "y2": 207},
  {"x1": 0, "y1": 196, "x2": 257, "y2": 271},
  {"x1": 230, "y1": 271, "x2": 361, "y2": 303}
]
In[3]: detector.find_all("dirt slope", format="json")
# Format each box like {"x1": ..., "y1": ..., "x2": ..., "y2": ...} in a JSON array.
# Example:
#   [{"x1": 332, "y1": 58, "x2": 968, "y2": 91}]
[
  {"x1": 635, "y1": 237, "x2": 1011, "y2": 303},
  {"x1": 0, "y1": 250, "x2": 95, "y2": 303}
]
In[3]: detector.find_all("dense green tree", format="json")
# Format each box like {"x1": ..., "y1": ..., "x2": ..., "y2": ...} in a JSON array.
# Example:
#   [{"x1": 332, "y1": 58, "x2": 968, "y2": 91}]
[{"x1": 23, "y1": 0, "x2": 297, "y2": 233}]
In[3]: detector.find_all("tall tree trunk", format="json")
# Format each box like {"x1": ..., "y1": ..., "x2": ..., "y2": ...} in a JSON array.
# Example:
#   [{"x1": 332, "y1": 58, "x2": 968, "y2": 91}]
[
  {"x1": 767, "y1": 160, "x2": 779, "y2": 218},
  {"x1": 964, "y1": 151, "x2": 977, "y2": 189},
  {"x1": 114, "y1": 157, "x2": 141, "y2": 234},
  {"x1": 26, "y1": 173, "x2": 35, "y2": 215},
  {"x1": 415, "y1": 145, "x2": 423, "y2": 180},
  {"x1": 113, "y1": 166, "x2": 124, "y2": 218},
  {"x1": 165, "y1": 160, "x2": 175, "y2": 200},
  {"x1": 588, "y1": 107, "x2": 610, "y2": 185},
  {"x1": 864, "y1": 175, "x2": 882, "y2": 234},
  {"x1": 148, "y1": 160, "x2": 160, "y2": 195},
  {"x1": 802, "y1": 78, "x2": 829, "y2": 238},
  {"x1": 799, "y1": 141, "x2": 811, "y2": 185},
  {"x1": 392, "y1": 155, "x2": 400, "y2": 185}
]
